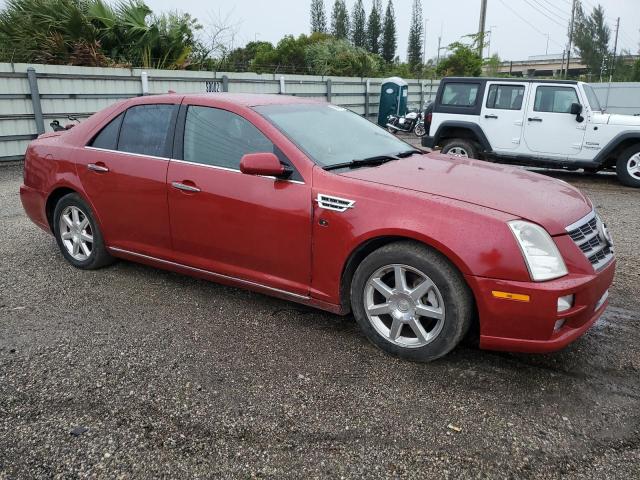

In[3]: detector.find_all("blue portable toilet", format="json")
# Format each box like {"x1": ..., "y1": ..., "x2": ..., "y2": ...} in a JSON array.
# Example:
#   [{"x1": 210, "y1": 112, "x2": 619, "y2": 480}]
[{"x1": 377, "y1": 77, "x2": 408, "y2": 126}]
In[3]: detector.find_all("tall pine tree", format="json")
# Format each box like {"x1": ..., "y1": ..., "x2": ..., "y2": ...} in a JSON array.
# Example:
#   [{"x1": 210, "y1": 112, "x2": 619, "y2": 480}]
[
  {"x1": 351, "y1": 0, "x2": 367, "y2": 48},
  {"x1": 330, "y1": 0, "x2": 350, "y2": 40},
  {"x1": 381, "y1": 0, "x2": 397, "y2": 62},
  {"x1": 407, "y1": 0, "x2": 423, "y2": 71},
  {"x1": 310, "y1": 0, "x2": 327, "y2": 34},
  {"x1": 367, "y1": 0, "x2": 383, "y2": 55}
]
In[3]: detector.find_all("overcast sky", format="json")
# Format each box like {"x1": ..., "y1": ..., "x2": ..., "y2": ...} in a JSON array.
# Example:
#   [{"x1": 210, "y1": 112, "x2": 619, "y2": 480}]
[
  {"x1": 1, "y1": 0, "x2": 636, "y2": 61},
  {"x1": 142, "y1": 0, "x2": 639, "y2": 61}
]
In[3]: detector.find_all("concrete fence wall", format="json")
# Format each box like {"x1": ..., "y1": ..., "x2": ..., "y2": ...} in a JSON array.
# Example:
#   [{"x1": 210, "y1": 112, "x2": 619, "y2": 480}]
[{"x1": 0, "y1": 63, "x2": 440, "y2": 162}]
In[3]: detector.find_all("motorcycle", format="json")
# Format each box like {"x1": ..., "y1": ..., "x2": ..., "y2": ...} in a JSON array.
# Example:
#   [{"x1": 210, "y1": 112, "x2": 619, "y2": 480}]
[
  {"x1": 386, "y1": 110, "x2": 426, "y2": 137},
  {"x1": 50, "y1": 115, "x2": 80, "y2": 132}
]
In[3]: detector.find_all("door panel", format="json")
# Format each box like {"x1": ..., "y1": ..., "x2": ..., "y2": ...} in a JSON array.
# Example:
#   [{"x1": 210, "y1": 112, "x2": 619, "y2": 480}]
[
  {"x1": 523, "y1": 85, "x2": 586, "y2": 157},
  {"x1": 79, "y1": 150, "x2": 171, "y2": 257},
  {"x1": 167, "y1": 162, "x2": 311, "y2": 295},
  {"x1": 167, "y1": 104, "x2": 312, "y2": 295},
  {"x1": 480, "y1": 82, "x2": 526, "y2": 151},
  {"x1": 78, "y1": 103, "x2": 178, "y2": 257}
]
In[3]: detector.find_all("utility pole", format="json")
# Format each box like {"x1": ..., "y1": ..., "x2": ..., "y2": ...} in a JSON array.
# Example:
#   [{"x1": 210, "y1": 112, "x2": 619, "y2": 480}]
[
  {"x1": 435, "y1": 36, "x2": 442, "y2": 70},
  {"x1": 478, "y1": 0, "x2": 488, "y2": 58},
  {"x1": 565, "y1": 0, "x2": 577, "y2": 79},
  {"x1": 487, "y1": 25, "x2": 497, "y2": 58},
  {"x1": 545, "y1": 34, "x2": 549, "y2": 55}
]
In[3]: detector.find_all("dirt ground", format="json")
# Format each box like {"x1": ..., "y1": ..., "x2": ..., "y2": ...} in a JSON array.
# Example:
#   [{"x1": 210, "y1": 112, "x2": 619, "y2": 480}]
[{"x1": 1, "y1": 163, "x2": 639, "y2": 479}]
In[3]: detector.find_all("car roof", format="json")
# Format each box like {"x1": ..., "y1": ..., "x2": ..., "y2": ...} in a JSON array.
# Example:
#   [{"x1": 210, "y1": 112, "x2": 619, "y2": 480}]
[
  {"x1": 442, "y1": 77, "x2": 579, "y2": 85},
  {"x1": 140, "y1": 93, "x2": 323, "y2": 107}
]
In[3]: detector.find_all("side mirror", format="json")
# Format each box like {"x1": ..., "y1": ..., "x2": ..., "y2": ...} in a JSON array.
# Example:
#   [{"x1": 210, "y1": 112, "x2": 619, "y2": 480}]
[
  {"x1": 240, "y1": 152, "x2": 286, "y2": 177},
  {"x1": 570, "y1": 102, "x2": 584, "y2": 122}
]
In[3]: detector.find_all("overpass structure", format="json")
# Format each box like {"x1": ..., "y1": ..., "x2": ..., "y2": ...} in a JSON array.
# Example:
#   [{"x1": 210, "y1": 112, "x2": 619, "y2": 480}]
[{"x1": 496, "y1": 54, "x2": 640, "y2": 78}]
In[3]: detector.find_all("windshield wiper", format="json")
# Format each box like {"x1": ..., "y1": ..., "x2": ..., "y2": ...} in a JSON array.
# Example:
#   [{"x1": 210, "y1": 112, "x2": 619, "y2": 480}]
[
  {"x1": 323, "y1": 154, "x2": 399, "y2": 171},
  {"x1": 396, "y1": 149, "x2": 423, "y2": 158}
]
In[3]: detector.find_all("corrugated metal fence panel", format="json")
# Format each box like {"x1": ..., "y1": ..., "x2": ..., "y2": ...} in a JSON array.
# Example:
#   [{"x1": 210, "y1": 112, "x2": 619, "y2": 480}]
[
  {"x1": 0, "y1": 62, "x2": 440, "y2": 161},
  {"x1": 590, "y1": 82, "x2": 640, "y2": 116}
]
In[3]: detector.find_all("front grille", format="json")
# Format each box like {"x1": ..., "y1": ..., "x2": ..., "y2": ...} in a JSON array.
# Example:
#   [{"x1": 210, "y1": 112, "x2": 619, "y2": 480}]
[{"x1": 566, "y1": 211, "x2": 614, "y2": 270}]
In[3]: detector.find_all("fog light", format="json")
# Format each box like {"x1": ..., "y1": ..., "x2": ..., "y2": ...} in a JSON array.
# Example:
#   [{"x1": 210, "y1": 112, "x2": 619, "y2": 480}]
[
  {"x1": 554, "y1": 319, "x2": 566, "y2": 332},
  {"x1": 557, "y1": 295, "x2": 574, "y2": 312}
]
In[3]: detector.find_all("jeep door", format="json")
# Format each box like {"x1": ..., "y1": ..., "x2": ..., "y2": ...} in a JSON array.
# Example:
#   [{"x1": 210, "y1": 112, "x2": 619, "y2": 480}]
[
  {"x1": 479, "y1": 82, "x2": 527, "y2": 151},
  {"x1": 523, "y1": 84, "x2": 586, "y2": 157}
]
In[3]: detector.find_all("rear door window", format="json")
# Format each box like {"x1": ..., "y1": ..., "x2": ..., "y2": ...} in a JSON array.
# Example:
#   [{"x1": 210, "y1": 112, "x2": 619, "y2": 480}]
[
  {"x1": 486, "y1": 84, "x2": 525, "y2": 110},
  {"x1": 441, "y1": 83, "x2": 480, "y2": 107},
  {"x1": 117, "y1": 104, "x2": 177, "y2": 157}
]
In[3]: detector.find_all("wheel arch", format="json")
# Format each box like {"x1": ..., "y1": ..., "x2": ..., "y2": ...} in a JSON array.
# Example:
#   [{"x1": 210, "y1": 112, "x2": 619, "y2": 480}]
[
  {"x1": 433, "y1": 121, "x2": 492, "y2": 152},
  {"x1": 45, "y1": 186, "x2": 78, "y2": 232},
  {"x1": 339, "y1": 233, "x2": 474, "y2": 314},
  {"x1": 593, "y1": 132, "x2": 640, "y2": 168}
]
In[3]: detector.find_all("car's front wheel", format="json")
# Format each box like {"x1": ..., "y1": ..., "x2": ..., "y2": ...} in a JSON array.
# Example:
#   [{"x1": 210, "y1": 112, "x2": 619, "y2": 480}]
[
  {"x1": 53, "y1": 193, "x2": 113, "y2": 269},
  {"x1": 616, "y1": 145, "x2": 640, "y2": 188},
  {"x1": 350, "y1": 241, "x2": 473, "y2": 362}
]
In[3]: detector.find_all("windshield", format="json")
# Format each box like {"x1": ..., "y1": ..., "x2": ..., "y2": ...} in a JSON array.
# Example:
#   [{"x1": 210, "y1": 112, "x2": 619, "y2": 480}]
[
  {"x1": 583, "y1": 84, "x2": 602, "y2": 111},
  {"x1": 254, "y1": 103, "x2": 416, "y2": 168}
]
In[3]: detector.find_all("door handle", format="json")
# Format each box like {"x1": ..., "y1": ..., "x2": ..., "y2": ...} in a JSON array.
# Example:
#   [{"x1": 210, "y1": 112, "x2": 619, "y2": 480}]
[
  {"x1": 484, "y1": 114, "x2": 498, "y2": 119},
  {"x1": 172, "y1": 181, "x2": 201, "y2": 193},
  {"x1": 87, "y1": 163, "x2": 109, "y2": 172},
  {"x1": 527, "y1": 117, "x2": 543, "y2": 122}
]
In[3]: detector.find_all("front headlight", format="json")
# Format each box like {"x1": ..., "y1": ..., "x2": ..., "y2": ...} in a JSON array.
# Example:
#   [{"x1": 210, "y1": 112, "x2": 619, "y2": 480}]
[{"x1": 508, "y1": 220, "x2": 568, "y2": 282}]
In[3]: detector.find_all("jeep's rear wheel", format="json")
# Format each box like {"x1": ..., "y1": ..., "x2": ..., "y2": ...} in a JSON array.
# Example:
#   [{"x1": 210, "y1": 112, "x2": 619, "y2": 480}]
[
  {"x1": 617, "y1": 145, "x2": 640, "y2": 188},
  {"x1": 441, "y1": 139, "x2": 478, "y2": 159},
  {"x1": 350, "y1": 241, "x2": 473, "y2": 362}
]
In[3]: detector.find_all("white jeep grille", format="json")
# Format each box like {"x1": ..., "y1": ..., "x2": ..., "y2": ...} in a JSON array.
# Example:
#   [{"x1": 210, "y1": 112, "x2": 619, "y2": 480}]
[{"x1": 566, "y1": 211, "x2": 614, "y2": 270}]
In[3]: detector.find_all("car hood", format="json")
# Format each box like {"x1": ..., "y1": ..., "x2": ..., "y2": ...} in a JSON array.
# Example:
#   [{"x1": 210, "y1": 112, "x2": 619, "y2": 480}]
[{"x1": 340, "y1": 153, "x2": 592, "y2": 235}]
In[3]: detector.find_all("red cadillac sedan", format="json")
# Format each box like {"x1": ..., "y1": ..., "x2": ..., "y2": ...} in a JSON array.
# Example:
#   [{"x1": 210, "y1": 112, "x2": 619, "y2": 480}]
[{"x1": 20, "y1": 93, "x2": 615, "y2": 362}]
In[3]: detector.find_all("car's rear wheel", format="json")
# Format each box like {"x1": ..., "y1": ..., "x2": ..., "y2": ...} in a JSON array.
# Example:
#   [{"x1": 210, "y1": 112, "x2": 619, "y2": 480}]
[
  {"x1": 616, "y1": 145, "x2": 640, "y2": 188},
  {"x1": 441, "y1": 139, "x2": 478, "y2": 159},
  {"x1": 350, "y1": 241, "x2": 473, "y2": 362},
  {"x1": 53, "y1": 193, "x2": 113, "y2": 269}
]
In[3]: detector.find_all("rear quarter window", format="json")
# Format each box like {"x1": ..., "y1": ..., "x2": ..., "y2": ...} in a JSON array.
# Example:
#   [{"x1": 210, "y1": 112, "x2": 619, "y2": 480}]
[
  {"x1": 441, "y1": 83, "x2": 480, "y2": 107},
  {"x1": 89, "y1": 113, "x2": 123, "y2": 150}
]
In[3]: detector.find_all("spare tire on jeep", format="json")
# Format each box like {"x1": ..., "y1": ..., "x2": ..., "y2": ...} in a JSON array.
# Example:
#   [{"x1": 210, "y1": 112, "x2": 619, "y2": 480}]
[{"x1": 441, "y1": 139, "x2": 478, "y2": 159}]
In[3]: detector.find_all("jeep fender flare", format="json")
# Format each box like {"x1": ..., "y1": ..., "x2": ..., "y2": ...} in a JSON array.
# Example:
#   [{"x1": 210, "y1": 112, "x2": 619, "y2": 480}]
[
  {"x1": 592, "y1": 131, "x2": 640, "y2": 167},
  {"x1": 431, "y1": 121, "x2": 493, "y2": 152}
]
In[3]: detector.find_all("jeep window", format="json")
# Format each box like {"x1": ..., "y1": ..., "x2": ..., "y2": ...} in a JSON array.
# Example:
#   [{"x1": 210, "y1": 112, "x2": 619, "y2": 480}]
[
  {"x1": 583, "y1": 84, "x2": 602, "y2": 112},
  {"x1": 534, "y1": 86, "x2": 579, "y2": 114},
  {"x1": 486, "y1": 84, "x2": 525, "y2": 110},
  {"x1": 254, "y1": 104, "x2": 414, "y2": 168},
  {"x1": 441, "y1": 83, "x2": 480, "y2": 107}
]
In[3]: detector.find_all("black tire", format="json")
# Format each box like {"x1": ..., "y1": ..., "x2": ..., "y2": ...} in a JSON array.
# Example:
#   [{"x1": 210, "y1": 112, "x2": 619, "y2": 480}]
[
  {"x1": 53, "y1": 193, "x2": 114, "y2": 269},
  {"x1": 414, "y1": 123, "x2": 426, "y2": 137},
  {"x1": 441, "y1": 138, "x2": 478, "y2": 159},
  {"x1": 350, "y1": 241, "x2": 474, "y2": 362},
  {"x1": 616, "y1": 144, "x2": 640, "y2": 188}
]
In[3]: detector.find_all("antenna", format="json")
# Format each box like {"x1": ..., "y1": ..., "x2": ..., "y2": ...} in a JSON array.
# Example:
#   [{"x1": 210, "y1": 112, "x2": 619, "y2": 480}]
[{"x1": 604, "y1": 17, "x2": 620, "y2": 111}]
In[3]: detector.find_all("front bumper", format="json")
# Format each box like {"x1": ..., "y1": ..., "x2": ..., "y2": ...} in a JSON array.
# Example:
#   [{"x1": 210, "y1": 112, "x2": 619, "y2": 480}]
[{"x1": 465, "y1": 259, "x2": 615, "y2": 353}]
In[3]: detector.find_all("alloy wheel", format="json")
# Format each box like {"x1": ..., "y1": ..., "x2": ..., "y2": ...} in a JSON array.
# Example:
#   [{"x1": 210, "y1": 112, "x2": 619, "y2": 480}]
[
  {"x1": 448, "y1": 147, "x2": 469, "y2": 157},
  {"x1": 58, "y1": 205, "x2": 94, "y2": 261},
  {"x1": 364, "y1": 264, "x2": 445, "y2": 348},
  {"x1": 627, "y1": 153, "x2": 640, "y2": 179}
]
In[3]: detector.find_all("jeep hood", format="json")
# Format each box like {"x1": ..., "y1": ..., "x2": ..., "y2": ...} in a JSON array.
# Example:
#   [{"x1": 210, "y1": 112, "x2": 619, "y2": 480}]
[
  {"x1": 340, "y1": 153, "x2": 592, "y2": 235},
  {"x1": 606, "y1": 113, "x2": 640, "y2": 127}
]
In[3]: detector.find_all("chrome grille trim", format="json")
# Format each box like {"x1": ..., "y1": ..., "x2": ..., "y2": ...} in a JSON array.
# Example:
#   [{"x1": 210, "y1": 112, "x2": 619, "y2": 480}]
[{"x1": 566, "y1": 210, "x2": 614, "y2": 271}]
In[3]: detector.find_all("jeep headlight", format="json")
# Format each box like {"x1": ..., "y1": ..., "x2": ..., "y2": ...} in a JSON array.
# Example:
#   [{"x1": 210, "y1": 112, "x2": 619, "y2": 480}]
[{"x1": 508, "y1": 220, "x2": 568, "y2": 282}]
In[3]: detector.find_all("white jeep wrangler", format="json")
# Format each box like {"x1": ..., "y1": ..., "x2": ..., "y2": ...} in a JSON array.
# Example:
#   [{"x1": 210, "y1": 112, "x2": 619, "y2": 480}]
[{"x1": 422, "y1": 77, "x2": 640, "y2": 187}]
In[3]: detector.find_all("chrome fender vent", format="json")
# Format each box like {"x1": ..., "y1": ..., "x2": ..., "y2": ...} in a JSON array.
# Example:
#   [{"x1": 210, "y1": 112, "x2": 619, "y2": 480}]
[{"x1": 315, "y1": 194, "x2": 355, "y2": 212}]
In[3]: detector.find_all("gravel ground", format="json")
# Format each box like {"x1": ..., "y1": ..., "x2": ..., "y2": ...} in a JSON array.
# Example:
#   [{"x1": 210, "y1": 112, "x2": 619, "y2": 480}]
[{"x1": 1, "y1": 163, "x2": 639, "y2": 479}]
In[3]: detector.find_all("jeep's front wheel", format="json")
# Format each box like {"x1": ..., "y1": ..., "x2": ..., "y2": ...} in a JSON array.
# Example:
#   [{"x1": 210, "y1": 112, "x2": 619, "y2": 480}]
[
  {"x1": 617, "y1": 145, "x2": 640, "y2": 188},
  {"x1": 441, "y1": 139, "x2": 478, "y2": 159}
]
